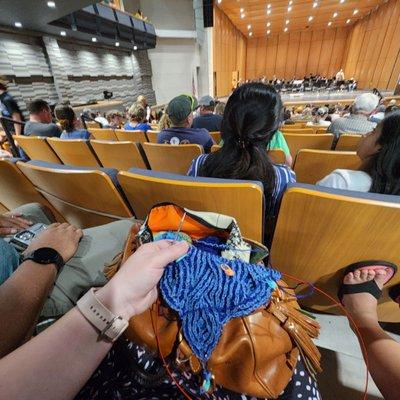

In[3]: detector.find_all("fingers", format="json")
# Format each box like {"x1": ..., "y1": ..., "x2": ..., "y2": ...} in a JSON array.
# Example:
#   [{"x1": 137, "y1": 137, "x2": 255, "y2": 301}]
[
  {"x1": 151, "y1": 240, "x2": 189, "y2": 266},
  {"x1": 0, "y1": 227, "x2": 19, "y2": 235}
]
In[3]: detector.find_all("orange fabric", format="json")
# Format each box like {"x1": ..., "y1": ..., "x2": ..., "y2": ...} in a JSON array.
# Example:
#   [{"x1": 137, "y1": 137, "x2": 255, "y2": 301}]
[{"x1": 148, "y1": 204, "x2": 228, "y2": 240}]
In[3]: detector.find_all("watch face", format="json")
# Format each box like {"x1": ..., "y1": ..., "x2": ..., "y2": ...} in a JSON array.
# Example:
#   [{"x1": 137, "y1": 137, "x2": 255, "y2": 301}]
[{"x1": 33, "y1": 247, "x2": 61, "y2": 264}]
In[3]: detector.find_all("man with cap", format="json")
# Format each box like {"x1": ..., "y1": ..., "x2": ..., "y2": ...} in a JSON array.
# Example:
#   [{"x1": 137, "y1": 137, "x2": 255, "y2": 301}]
[
  {"x1": 158, "y1": 94, "x2": 214, "y2": 153},
  {"x1": 0, "y1": 77, "x2": 24, "y2": 135},
  {"x1": 192, "y1": 95, "x2": 222, "y2": 132}
]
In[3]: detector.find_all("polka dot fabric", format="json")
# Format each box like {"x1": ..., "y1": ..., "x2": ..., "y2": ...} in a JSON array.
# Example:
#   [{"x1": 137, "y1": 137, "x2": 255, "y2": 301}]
[{"x1": 75, "y1": 340, "x2": 322, "y2": 400}]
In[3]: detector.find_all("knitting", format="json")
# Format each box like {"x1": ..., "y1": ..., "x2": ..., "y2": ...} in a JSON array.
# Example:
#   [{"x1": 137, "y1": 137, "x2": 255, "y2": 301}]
[{"x1": 159, "y1": 243, "x2": 281, "y2": 362}]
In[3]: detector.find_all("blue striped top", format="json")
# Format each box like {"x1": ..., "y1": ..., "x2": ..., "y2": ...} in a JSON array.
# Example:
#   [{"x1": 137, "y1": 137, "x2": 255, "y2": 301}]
[{"x1": 187, "y1": 154, "x2": 296, "y2": 218}]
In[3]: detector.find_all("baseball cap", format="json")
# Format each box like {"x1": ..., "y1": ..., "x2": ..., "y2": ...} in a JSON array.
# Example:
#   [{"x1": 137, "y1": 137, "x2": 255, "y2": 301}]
[
  {"x1": 199, "y1": 95, "x2": 215, "y2": 107},
  {"x1": 167, "y1": 95, "x2": 198, "y2": 124},
  {"x1": 317, "y1": 107, "x2": 328, "y2": 116}
]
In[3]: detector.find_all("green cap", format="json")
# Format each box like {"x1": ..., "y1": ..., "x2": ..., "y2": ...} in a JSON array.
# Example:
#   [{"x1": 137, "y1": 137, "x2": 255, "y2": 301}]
[{"x1": 167, "y1": 94, "x2": 198, "y2": 124}]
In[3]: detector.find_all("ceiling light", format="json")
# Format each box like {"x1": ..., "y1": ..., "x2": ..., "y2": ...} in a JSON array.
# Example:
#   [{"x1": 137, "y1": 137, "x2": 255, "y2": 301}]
[
  {"x1": 313, "y1": 2, "x2": 318, "y2": 8},
  {"x1": 288, "y1": 6, "x2": 292, "y2": 12},
  {"x1": 249, "y1": 32, "x2": 253, "y2": 37},
  {"x1": 240, "y1": 13, "x2": 245, "y2": 18},
  {"x1": 247, "y1": 24, "x2": 252, "y2": 29},
  {"x1": 353, "y1": 9, "x2": 359, "y2": 15},
  {"x1": 240, "y1": 7, "x2": 244, "y2": 12},
  {"x1": 289, "y1": 0, "x2": 293, "y2": 5},
  {"x1": 133, "y1": 45, "x2": 138, "y2": 50},
  {"x1": 308, "y1": 16, "x2": 314, "y2": 21},
  {"x1": 286, "y1": 19, "x2": 290, "y2": 24},
  {"x1": 60, "y1": 31, "x2": 66, "y2": 36},
  {"x1": 267, "y1": 22, "x2": 271, "y2": 27},
  {"x1": 267, "y1": 9, "x2": 271, "y2": 15},
  {"x1": 47, "y1": 1, "x2": 56, "y2": 8},
  {"x1": 346, "y1": 19, "x2": 351, "y2": 24},
  {"x1": 267, "y1": 4, "x2": 271, "y2": 8},
  {"x1": 217, "y1": 0, "x2": 222, "y2": 3},
  {"x1": 328, "y1": 21, "x2": 332, "y2": 26},
  {"x1": 91, "y1": 37, "x2": 97, "y2": 42},
  {"x1": 267, "y1": 30, "x2": 271, "y2": 34},
  {"x1": 14, "y1": 22, "x2": 22, "y2": 28},
  {"x1": 284, "y1": 27, "x2": 288, "y2": 32},
  {"x1": 340, "y1": 0, "x2": 345, "y2": 3},
  {"x1": 333, "y1": 12, "x2": 338, "y2": 17},
  {"x1": 115, "y1": 42, "x2": 120, "y2": 47}
]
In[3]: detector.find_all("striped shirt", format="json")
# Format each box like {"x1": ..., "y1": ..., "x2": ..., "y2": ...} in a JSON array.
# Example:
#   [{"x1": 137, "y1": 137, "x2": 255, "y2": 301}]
[{"x1": 187, "y1": 154, "x2": 296, "y2": 218}]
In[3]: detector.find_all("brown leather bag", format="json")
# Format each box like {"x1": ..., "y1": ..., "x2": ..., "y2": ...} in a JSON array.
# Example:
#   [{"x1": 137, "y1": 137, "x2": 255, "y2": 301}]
[{"x1": 105, "y1": 216, "x2": 321, "y2": 399}]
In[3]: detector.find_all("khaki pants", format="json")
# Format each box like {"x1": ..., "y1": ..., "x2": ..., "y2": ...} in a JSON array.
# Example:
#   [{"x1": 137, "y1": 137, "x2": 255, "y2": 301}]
[{"x1": 12, "y1": 204, "x2": 135, "y2": 317}]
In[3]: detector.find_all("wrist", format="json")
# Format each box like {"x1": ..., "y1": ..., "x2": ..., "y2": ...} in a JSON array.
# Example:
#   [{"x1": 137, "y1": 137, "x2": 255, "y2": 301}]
[
  {"x1": 96, "y1": 282, "x2": 136, "y2": 321},
  {"x1": 22, "y1": 259, "x2": 58, "y2": 277}
]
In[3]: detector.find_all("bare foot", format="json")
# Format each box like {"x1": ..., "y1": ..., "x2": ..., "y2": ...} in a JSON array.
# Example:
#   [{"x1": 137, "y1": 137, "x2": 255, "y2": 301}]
[{"x1": 342, "y1": 268, "x2": 390, "y2": 329}]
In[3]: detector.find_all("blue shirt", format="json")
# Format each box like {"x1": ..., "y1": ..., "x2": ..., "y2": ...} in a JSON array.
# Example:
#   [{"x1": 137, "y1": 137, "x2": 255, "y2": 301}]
[
  {"x1": 187, "y1": 154, "x2": 296, "y2": 217},
  {"x1": 0, "y1": 239, "x2": 20, "y2": 285},
  {"x1": 158, "y1": 127, "x2": 214, "y2": 153},
  {"x1": 60, "y1": 129, "x2": 91, "y2": 140},
  {"x1": 124, "y1": 122, "x2": 151, "y2": 132},
  {"x1": 192, "y1": 114, "x2": 222, "y2": 131}
]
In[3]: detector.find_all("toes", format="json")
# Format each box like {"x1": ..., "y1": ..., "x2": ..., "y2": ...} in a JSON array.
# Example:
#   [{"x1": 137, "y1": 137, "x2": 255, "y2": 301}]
[
  {"x1": 360, "y1": 269, "x2": 370, "y2": 281},
  {"x1": 366, "y1": 269, "x2": 376, "y2": 281},
  {"x1": 344, "y1": 272, "x2": 355, "y2": 284},
  {"x1": 353, "y1": 269, "x2": 361, "y2": 280}
]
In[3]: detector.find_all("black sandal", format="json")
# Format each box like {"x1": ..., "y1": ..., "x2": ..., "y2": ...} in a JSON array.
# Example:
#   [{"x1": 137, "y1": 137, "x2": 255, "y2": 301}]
[
  {"x1": 389, "y1": 285, "x2": 400, "y2": 305},
  {"x1": 338, "y1": 260, "x2": 398, "y2": 303}
]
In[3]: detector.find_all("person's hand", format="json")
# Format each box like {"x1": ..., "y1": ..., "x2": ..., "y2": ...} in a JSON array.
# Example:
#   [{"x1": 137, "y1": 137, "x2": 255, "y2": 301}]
[
  {"x1": 97, "y1": 240, "x2": 189, "y2": 320},
  {"x1": 24, "y1": 223, "x2": 83, "y2": 263},
  {"x1": 0, "y1": 213, "x2": 33, "y2": 235}
]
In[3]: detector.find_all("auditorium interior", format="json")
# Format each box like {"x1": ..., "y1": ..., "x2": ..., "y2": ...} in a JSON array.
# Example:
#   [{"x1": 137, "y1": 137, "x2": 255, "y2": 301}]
[{"x1": 1, "y1": 0, "x2": 400, "y2": 399}]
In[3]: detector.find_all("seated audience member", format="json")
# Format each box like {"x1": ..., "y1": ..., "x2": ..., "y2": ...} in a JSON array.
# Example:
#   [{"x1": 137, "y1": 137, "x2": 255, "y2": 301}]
[
  {"x1": 158, "y1": 112, "x2": 171, "y2": 130},
  {"x1": 187, "y1": 83, "x2": 295, "y2": 243},
  {"x1": 0, "y1": 77, "x2": 24, "y2": 135},
  {"x1": 385, "y1": 104, "x2": 399, "y2": 116},
  {"x1": 318, "y1": 111, "x2": 400, "y2": 193},
  {"x1": 283, "y1": 108, "x2": 295, "y2": 125},
  {"x1": 55, "y1": 105, "x2": 91, "y2": 140},
  {"x1": 306, "y1": 107, "x2": 331, "y2": 127},
  {"x1": 192, "y1": 95, "x2": 222, "y2": 131},
  {"x1": 269, "y1": 129, "x2": 293, "y2": 166},
  {"x1": 24, "y1": 99, "x2": 61, "y2": 137},
  {"x1": 106, "y1": 110, "x2": 124, "y2": 129},
  {"x1": 94, "y1": 112, "x2": 109, "y2": 128},
  {"x1": 123, "y1": 103, "x2": 151, "y2": 132},
  {"x1": 369, "y1": 105, "x2": 386, "y2": 123},
  {"x1": 158, "y1": 95, "x2": 214, "y2": 152},
  {"x1": 328, "y1": 93, "x2": 379, "y2": 140},
  {"x1": 214, "y1": 101, "x2": 226, "y2": 116},
  {"x1": 339, "y1": 262, "x2": 400, "y2": 400},
  {"x1": 137, "y1": 95, "x2": 151, "y2": 122}
]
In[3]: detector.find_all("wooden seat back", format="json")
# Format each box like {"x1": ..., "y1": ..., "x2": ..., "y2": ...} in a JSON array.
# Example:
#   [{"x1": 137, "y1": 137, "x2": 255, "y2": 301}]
[
  {"x1": 88, "y1": 128, "x2": 117, "y2": 141},
  {"x1": 283, "y1": 133, "x2": 334, "y2": 157},
  {"x1": 115, "y1": 129, "x2": 148, "y2": 143},
  {"x1": 47, "y1": 138, "x2": 101, "y2": 167},
  {"x1": 335, "y1": 134, "x2": 363, "y2": 151},
  {"x1": 268, "y1": 149, "x2": 286, "y2": 164},
  {"x1": 281, "y1": 128, "x2": 315, "y2": 134},
  {"x1": 14, "y1": 136, "x2": 61, "y2": 163},
  {"x1": 209, "y1": 131, "x2": 221, "y2": 144},
  {"x1": 145, "y1": 130, "x2": 160, "y2": 143},
  {"x1": 293, "y1": 149, "x2": 361, "y2": 184}
]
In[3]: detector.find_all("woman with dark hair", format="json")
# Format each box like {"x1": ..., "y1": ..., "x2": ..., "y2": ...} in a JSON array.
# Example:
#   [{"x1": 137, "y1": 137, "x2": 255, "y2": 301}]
[
  {"x1": 55, "y1": 104, "x2": 90, "y2": 140},
  {"x1": 188, "y1": 83, "x2": 296, "y2": 242},
  {"x1": 318, "y1": 111, "x2": 400, "y2": 193}
]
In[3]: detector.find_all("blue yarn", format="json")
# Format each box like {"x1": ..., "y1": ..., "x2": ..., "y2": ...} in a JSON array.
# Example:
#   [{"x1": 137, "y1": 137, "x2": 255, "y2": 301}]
[{"x1": 160, "y1": 245, "x2": 281, "y2": 362}]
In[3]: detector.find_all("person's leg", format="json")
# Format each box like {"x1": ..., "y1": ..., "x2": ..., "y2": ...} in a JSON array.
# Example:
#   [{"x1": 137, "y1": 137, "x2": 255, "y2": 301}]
[
  {"x1": 342, "y1": 268, "x2": 400, "y2": 400},
  {"x1": 41, "y1": 219, "x2": 135, "y2": 318},
  {"x1": 8, "y1": 203, "x2": 56, "y2": 225}
]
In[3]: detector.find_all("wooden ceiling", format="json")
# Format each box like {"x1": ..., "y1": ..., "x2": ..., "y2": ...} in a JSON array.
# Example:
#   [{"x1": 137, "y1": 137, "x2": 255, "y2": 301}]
[{"x1": 216, "y1": 0, "x2": 386, "y2": 38}]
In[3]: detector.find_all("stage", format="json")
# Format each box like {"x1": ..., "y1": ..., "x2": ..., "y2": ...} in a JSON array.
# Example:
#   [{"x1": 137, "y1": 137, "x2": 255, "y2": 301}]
[{"x1": 218, "y1": 90, "x2": 399, "y2": 107}]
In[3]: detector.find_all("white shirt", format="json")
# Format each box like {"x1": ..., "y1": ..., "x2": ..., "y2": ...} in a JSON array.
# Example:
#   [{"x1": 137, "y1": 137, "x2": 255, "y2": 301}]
[
  {"x1": 95, "y1": 116, "x2": 109, "y2": 127},
  {"x1": 306, "y1": 120, "x2": 331, "y2": 127},
  {"x1": 317, "y1": 169, "x2": 372, "y2": 192}
]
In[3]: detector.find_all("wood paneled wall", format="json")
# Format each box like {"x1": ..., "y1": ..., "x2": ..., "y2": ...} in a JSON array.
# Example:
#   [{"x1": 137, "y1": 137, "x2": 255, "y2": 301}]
[
  {"x1": 343, "y1": 0, "x2": 400, "y2": 90},
  {"x1": 213, "y1": 6, "x2": 247, "y2": 97},
  {"x1": 246, "y1": 27, "x2": 349, "y2": 81}
]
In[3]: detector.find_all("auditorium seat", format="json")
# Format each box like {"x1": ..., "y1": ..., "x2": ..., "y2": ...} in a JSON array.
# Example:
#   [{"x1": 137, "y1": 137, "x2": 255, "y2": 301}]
[
  {"x1": 47, "y1": 138, "x2": 101, "y2": 167},
  {"x1": 281, "y1": 128, "x2": 315, "y2": 134},
  {"x1": 114, "y1": 129, "x2": 148, "y2": 143},
  {"x1": 335, "y1": 134, "x2": 363, "y2": 151},
  {"x1": 14, "y1": 136, "x2": 62, "y2": 163},
  {"x1": 88, "y1": 128, "x2": 118, "y2": 141},
  {"x1": 211, "y1": 144, "x2": 220, "y2": 152},
  {"x1": 283, "y1": 133, "x2": 334, "y2": 157},
  {"x1": 118, "y1": 168, "x2": 264, "y2": 242},
  {"x1": 145, "y1": 130, "x2": 160, "y2": 143},
  {"x1": 85, "y1": 121, "x2": 101, "y2": 129},
  {"x1": 209, "y1": 131, "x2": 221, "y2": 143},
  {"x1": 142, "y1": 143, "x2": 203, "y2": 175},
  {"x1": 17, "y1": 161, "x2": 133, "y2": 228},
  {"x1": 0, "y1": 159, "x2": 64, "y2": 220},
  {"x1": 293, "y1": 149, "x2": 361, "y2": 184},
  {"x1": 270, "y1": 184, "x2": 400, "y2": 322},
  {"x1": 90, "y1": 140, "x2": 149, "y2": 170},
  {"x1": 268, "y1": 149, "x2": 286, "y2": 164}
]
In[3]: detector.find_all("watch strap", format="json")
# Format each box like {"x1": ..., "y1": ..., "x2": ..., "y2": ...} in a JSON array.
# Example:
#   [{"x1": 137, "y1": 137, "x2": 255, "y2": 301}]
[
  {"x1": 22, "y1": 248, "x2": 64, "y2": 272},
  {"x1": 77, "y1": 288, "x2": 129, "y2": 342}
]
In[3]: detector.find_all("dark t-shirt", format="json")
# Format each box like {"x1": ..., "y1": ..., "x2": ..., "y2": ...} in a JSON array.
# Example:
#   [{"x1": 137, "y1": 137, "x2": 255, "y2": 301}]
[
  {"x1": 192, "y1": 113, "x2": 222, "y2": 131},
  {"x1": 24, "y1": 121, "x2": 61, "y2": 137},
  {"x1": 0, "y1": 91, "x2": 24, "y2": 133},
  {"x1": 157, "y1": 127, "x2": 214, "y2": 153}
]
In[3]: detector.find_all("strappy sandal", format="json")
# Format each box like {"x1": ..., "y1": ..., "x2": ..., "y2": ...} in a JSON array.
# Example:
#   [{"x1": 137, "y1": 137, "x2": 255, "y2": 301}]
[
  {"x1": 389, "y1": 284, "x2": 400, "y2": 305},
  {"x1": 338, "y1": 260, "x2": 398, "y2": 303}
]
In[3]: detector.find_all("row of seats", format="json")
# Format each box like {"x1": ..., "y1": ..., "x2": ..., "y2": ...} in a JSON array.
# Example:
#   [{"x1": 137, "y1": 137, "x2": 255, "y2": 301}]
[{"x1": 1, "y1": 158, "x2": 399, "y2": 322}]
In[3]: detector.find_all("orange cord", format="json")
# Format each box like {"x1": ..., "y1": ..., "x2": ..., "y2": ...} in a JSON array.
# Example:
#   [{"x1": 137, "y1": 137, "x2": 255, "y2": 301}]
[{"x1": 153, "y1": 275, "x2": 372, "y2": 400}]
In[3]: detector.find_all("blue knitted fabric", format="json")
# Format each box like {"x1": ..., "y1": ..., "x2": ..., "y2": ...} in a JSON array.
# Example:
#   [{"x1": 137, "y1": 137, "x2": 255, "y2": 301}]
[{"x1": 159, "y1": 245, "x2": 281, "y2": 362}]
